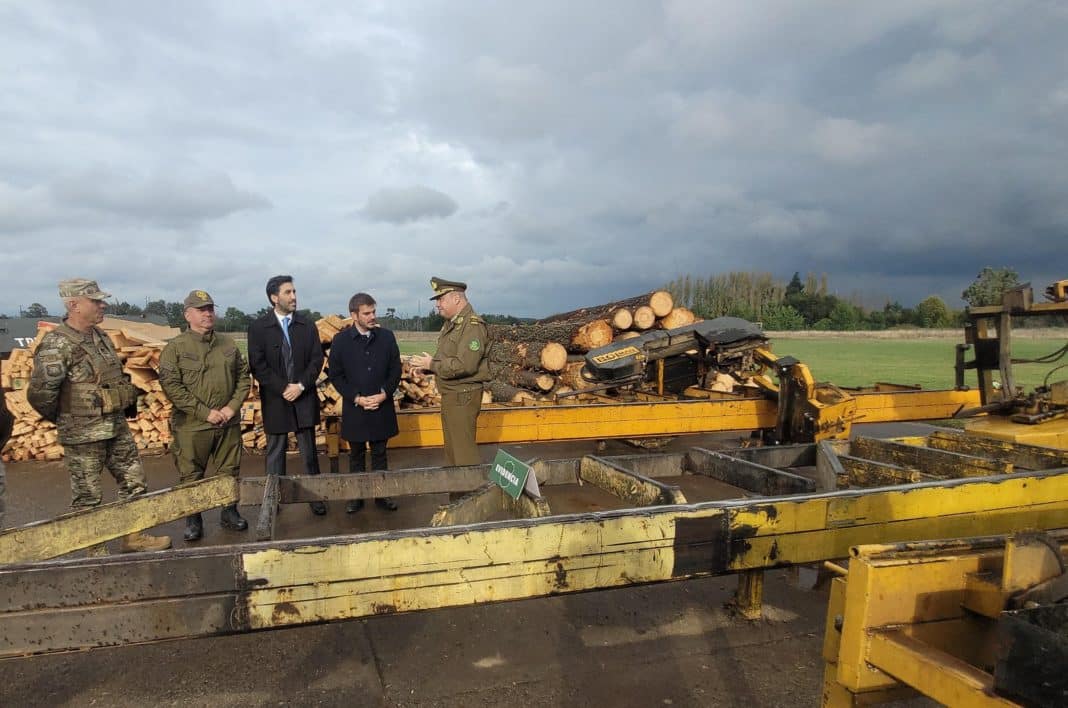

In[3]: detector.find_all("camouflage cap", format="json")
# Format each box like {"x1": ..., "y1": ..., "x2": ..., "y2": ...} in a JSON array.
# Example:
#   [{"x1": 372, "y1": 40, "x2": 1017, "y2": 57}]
[
  {"x1": 183, "y1": 289, "x2": 215, "y2": 309},
  {"x1": 429, "y1": 276, "x2": 467, "y2": 300},
  {"x1": 58, "y1": 279, "x2": 111, "y2": 300}
]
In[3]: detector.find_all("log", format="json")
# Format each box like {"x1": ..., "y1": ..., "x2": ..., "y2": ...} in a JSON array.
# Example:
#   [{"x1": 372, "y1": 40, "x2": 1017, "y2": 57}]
[
  {"x1": 632, "y1": 306, "x2": 656, "y2": 330},
  {"x1": 614, "y1": 331, "x2": 641, "y2": 342},
  {"x1": 489, "y1": 339, "x2": 567, "y2": 373},
  {"x1": 610, "y1": 308, "x2": 633, "y2": 330},
  {"x1": 659, "y1": 306, "x2": 696, "y2": 330},
  {"x1": 488, "y1": 380, "x2": 523, "y2": 403},
  {"x1": 649, "y1": 290, "x2": 674, "y2": 318},
  {"x1": 535, "y1": 291, "x2": 674, "y2": 326},
  {"x1": 560, "y1": 361, "x2": 596, "y2": 391},
  {"x1": 570, "y1": 320, "x2": 613, "y2": 352},
  {"x1": 489, "y1": 363, "x2": 557, "y2": 393}
]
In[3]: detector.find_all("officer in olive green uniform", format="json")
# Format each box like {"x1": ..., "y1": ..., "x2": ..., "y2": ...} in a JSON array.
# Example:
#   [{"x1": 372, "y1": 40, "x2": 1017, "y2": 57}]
[
  {"x1": 410, "y1": 278, "x2": 490, "y2": 466},
  {"x1": 158, "y1": 290, "x2": 251, "y2": 541},
  {"x1": 27, "y1": 279, "x2": 171, "y2": 554}
]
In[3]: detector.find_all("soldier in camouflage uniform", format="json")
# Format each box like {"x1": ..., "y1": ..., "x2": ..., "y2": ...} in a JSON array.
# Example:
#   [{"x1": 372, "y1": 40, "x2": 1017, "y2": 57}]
[
  {"x1": 158, "y1": 289, "x2": 251, "y2": 541},
  {"x1": 410, "y1": 278, "x2": 491, "y2": 466},
  {"x1": 26, "y1": 279, "x2": 171, "y2": 554}
]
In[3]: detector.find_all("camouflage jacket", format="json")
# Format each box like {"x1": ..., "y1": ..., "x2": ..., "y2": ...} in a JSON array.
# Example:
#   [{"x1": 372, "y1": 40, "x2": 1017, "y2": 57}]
[
  {"x1": 27, "y1": 324, "x2": 131, "y2": 445},
  {"x1": 158, "y1": 329, "x2": 250, "y2": 432},
  {"x1": 430, "y1": 303, "x2": 491, "y2": 393}
]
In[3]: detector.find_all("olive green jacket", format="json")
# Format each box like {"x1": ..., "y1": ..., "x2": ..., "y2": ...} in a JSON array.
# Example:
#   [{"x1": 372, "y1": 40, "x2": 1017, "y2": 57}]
[
  {"x1": 159, "y1": 329, "x2": 251, "y2": 432},
  {"x1": 430, "y1": 303, "x2": 491, "y2": 393}
]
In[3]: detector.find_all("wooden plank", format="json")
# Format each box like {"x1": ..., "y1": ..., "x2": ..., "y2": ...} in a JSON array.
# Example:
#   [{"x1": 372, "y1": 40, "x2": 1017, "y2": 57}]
[
  {"x1": 0, "y1": 476, "x2": 238, "y2": 564},
  {"x1": 687, "y1": 447, "x2": 815, "y2": 495},
  {"x1": 928, "y1": 429, "x2": 1068, "y2": 470},
  {"x1": 239, "y1": 466, "x2": 491, "y2": 505},
  {"x1": 851, "y1": 437, "x2": 1011, "y2": 478},
  {"x1": 579, "y1": 456, "x2": 686, "y2": 506},
  {"x1": 255, "y1": 472, "x2": 280, "y2": 542}
]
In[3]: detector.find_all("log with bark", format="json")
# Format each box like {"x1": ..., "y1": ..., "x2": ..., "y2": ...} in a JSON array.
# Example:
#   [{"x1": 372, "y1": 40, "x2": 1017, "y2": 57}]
[{"x1": 488, "y1": 339, "x2": 567, "y2": 372}]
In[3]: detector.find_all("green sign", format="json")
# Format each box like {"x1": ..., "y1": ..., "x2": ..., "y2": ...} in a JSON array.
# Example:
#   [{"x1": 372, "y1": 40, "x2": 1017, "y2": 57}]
[{"x1": 490, "y1": 449, "x2": 535, "y2": 500}]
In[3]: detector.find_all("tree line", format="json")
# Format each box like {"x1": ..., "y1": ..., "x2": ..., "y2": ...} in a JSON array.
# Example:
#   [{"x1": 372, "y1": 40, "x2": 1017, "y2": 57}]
[
  {"x1": 664, "y1": 267, "x2": 1053, "y2": 330},
  {"x1": 2, "y1": 300, "x2": 528, "y2": 333}
]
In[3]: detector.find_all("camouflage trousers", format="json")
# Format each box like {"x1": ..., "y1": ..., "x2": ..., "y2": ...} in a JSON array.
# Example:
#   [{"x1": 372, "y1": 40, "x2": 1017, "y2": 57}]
[
  {"x1": 171, "y1": 424, "x2": 242, "y2": 484},
  {"x1": 0, "y1": 459, "x2": 6, "y2": 529},
  {"x1": 65, "y1": 426, "x2": 147, "y2": 510}
]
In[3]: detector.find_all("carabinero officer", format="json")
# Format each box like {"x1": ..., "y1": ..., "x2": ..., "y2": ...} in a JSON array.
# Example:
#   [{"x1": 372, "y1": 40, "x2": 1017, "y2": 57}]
[
  {"x1": 410, "y1": 277, "x2": 491, "y2": 466},
  {"x1": 27, "y1": 278, "x2": 171, "y2": 554},
  {"x1": 158, "y1": 289, "x2": 251, "y2": 541}
]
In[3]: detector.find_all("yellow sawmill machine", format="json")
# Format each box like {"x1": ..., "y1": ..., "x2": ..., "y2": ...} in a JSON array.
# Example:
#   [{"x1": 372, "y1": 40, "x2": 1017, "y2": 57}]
[{"x1": 822, "y1": 279, "x2": 1068, "y2": 707}]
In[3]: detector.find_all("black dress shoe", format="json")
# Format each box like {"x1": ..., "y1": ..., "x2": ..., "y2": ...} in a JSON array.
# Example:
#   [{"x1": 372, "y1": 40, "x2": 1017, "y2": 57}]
[
  {"x1": 345, "y1": 499, "x2": 365, "y2": 514},
  {"x1": 374, "y1": 497, "x2": 398, "y2": 511},
  {"x1": 184, "y1": 513, "x2": 203, "y2": 541},
  {"x1": 220, "y1": 505, "x2": 248, "y2": 531},
  {"x1": 309, "y1": 501, "x2": 328, "y2": 516}
]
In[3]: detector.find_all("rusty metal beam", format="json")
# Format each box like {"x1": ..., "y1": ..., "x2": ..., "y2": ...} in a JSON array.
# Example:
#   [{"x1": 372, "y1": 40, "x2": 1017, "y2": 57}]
[
  {"x1": 687, "y1": 447, "x2": 815, "y2": 495},
  {"x1": 579, "y1": 455, "x2": 686, "y2": 506}
]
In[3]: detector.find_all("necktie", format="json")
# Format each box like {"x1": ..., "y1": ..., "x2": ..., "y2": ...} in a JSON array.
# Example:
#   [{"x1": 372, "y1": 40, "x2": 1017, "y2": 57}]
[{"x1": 282, "y1": 315, "x2": 291, "y2": 345}]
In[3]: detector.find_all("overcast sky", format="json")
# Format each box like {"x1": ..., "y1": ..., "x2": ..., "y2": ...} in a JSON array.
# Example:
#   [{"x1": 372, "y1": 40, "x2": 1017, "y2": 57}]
[{"x1": 2, "y1": 1, "x2": 1065, "y2": 319}]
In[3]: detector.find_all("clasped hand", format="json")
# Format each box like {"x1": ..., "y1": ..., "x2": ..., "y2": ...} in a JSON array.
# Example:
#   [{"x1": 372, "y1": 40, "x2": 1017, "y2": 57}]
[{"x1": 356, "y1": 392, "x2": 386, "y2": 410}]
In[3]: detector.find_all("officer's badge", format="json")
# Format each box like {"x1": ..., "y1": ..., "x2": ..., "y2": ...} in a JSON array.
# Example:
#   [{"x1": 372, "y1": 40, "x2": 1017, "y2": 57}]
[
  {"x1": 195, "y1": 290, "x2": 209, "y2": 300},
  {"x1": 469, "y1": 340, "x2": 480, "y2": 352}
]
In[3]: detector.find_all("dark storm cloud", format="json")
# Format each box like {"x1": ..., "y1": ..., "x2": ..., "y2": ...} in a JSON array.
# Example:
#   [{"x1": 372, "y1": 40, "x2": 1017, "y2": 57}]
[{"x1": 1, "y1": 1, "x2": 1066, "y2": 316}]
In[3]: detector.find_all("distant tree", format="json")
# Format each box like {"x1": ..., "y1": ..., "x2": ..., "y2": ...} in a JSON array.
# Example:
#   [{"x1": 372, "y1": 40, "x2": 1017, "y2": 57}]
[
  {"x1": 218, "y1": 307, "x2": 252, "y2": 332},
  {"x1": 144, "y1": 299, "x2": 169, "y2": 317},
  {"x1": 165, "y1": 302, "x2": 185, "y2": 328},
  {"x1": 24, "y1": 302, "x2": 49, "y2": 317},
  {"x1": 826, "y1": 301, "x2": 863, "y2": 331},
  {"x1": 785, "y1": 272, "x2": 804, "y2": 297},
  {"x1": 914, "y1": 296, "x2": 952, "y2": 328},
  {"x1": 109, "y1": 301, "x2": 144, "y2": 316},
  {"x1": 761, "y1": 303, "x2": 806, "y2": 331},
  {"x1": 961, "y1": 267, "x2": 1020, "y2": 307}
]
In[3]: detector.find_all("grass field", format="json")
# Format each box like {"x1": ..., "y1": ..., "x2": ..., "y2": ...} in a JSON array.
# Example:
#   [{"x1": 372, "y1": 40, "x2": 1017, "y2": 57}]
[
  {"x1": 236, "y1": 331, "x2": 1066, "y2": 392},
  {"x1": 768, "y1": 336, "x2": 1065, "y2": 391}
]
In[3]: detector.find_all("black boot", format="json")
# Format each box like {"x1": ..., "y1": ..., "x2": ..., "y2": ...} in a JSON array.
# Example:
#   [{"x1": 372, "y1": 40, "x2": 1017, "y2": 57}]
[
  {"x1": 374, "y1": 497, "x2": 398, "y2": 511},
  {"x1": 184, "y1": 513, "x2": 203, "y2": 542},
  {"x1": 309, "y1": 500, "x2": 328, "y2": 515},
  {"x1": 346, "y1": 499, "x2": 365, "y2": 514},
  {"x1": 220, "y1": 505, "x2": 248, "y2": 531}
]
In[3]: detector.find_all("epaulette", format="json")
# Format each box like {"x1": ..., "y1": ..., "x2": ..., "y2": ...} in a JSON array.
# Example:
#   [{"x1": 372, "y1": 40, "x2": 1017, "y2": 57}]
[{"x1": 468, "y1": 315, "x2": 484, "y2": 324}]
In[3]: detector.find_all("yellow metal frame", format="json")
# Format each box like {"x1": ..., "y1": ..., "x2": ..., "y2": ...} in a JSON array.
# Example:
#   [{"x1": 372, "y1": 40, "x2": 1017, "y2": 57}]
[
  {"x1": 822, "y1": 533, "x2": 1068, "y2": 707},
  {"x1": 4, "y1": 465, "x2": 1068, "y2": 658},
  {"x1": 389, "y1": 388, "x2": 980, "y2": 448}
]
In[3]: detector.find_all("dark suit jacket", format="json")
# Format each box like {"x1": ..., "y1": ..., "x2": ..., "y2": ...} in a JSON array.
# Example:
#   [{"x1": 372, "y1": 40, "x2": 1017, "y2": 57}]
[
  {"x1": 329, "y1": 326, "x2": 401, "y2": 442},
  {"x1": 247, "y1": 312, "x2": 324, "y2": 434}
]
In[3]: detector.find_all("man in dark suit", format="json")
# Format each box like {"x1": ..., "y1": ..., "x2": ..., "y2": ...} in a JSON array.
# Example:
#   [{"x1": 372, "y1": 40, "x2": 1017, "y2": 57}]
[
  {"x1": 329, "y1": 292, "x2": 402, "y2": 513},
  {"x1": 247, "y1": 275, "x2": 327, "y2": 515}
]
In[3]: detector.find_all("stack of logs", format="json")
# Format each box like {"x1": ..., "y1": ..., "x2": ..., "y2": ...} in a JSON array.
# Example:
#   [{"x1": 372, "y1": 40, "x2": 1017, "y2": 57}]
[
  {"x1": 1, "y1": 290, "x2": 695, "y2": 461},
  {"x1": 485, "y1": 290, "x2": 696, "y2": 403}
]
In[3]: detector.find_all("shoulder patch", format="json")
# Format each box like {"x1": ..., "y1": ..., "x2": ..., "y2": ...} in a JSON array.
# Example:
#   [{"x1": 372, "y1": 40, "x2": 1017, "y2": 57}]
[{"x1": 469, "y1": 340, "x2": 480, "y2": 352}]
